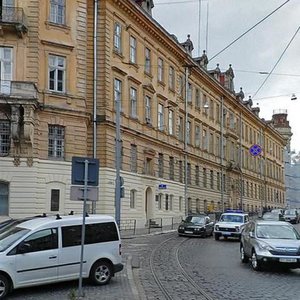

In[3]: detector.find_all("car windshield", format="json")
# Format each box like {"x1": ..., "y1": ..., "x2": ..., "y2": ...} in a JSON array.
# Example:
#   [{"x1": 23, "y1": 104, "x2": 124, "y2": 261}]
[
  {"x1": 0, "y1": 226, "x2": 30, "y2": 252},
  {"x1": 220, "y1": 215, "x2": 243, "y2": 223},
  {"x1": 284, "y1": 210, "x2": 296, "y2": 215},
  {"x1": 185, "y1": 216, "x2": 205, "y2": 224},
  {"x1": 256, "y1": 225, "x2": 300, "y2": 240},
  {"x1": 262, "y1": 213, "x2": 278, "y2": 220}
]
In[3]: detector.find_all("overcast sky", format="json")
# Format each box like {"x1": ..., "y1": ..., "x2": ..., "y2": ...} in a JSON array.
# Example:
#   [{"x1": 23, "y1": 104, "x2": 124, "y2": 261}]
[{"x1": 152, "y1": 0, "x2": 300, "y2": 152}]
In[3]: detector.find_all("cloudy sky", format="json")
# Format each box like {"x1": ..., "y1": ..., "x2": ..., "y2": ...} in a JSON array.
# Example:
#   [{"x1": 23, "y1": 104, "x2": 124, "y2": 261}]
[{"x1": 152, "y1": 0, "x2": 300, "y2": 152}]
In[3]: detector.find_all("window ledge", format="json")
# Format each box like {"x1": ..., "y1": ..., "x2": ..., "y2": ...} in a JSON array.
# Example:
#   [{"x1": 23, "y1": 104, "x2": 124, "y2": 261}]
[{"x1": 45, "y1": 21, "x2": 70, "y2": 33}]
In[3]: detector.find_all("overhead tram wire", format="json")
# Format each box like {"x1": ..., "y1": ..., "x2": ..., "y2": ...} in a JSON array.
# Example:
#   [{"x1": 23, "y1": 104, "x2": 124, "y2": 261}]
[
  {"x1": 209, "y1": 0, "x2": 290, "y2": 62},
  {"x1": 252, "y1": 26, "x2": 300, "y2": 99}
]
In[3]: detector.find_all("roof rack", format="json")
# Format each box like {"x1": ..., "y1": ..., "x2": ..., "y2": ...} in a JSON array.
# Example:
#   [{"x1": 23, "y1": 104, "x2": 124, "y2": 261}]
[{"x1": 225, "y1": 209, "x2": 244, "y2": 213}]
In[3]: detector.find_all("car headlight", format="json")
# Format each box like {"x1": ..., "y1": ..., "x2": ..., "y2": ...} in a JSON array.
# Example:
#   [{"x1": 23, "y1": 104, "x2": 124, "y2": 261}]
[
  {"x1": 179, "y1": 226, "x2": 184, "y2": 230},
  {"x1": 258, "y1": 241, "x2": 273, "y2": 251},
  {"x1": 235, "y1": 226, "x2": 240, "y2": 232},
  {"x1": 215, "y1": 225, "x2": 219, "y2": 231}
]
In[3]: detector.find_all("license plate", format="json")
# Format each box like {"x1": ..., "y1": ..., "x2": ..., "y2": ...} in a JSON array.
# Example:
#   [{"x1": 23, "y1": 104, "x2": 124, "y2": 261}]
[
  {"x1": 185, "y1": 231, "x2": 193, "y2": 234},
  {"x1": 222, "y1": 232, "x2": 231, "y2": 236},
  {"x1": 279, "y1": 258, "x2": 297, "y2": 263}
]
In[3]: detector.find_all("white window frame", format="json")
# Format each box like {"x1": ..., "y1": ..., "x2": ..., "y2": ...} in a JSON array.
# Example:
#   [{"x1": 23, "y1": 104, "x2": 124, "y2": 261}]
[
  {"x1": 195, "y1": 125, "x2": 200, "y2": 147},
  {"x1": 169, "y1": 66, "x2": 174, "y2": 90},
  {"x1": 114, "y1": 22, "x2": 122, "y2": 53},
  {"x1": 145, "y1": 96, "x2": 151, "y2": 123},
  {"x1": 0, "y1": 47, "x2": 12, "y2": 94},
  {"x1": 114, "y1": 78, "x2": 122, "y2": 110},
  {"x1": 49, "y1": 55, "x2": 66, "y2": 92},
  {"x1": 158, "y1": 103, "x2": 164, "y2": 131},
  {"x1": 130, "y1": 87, "x2": 137, "y2": 118},
  {"x1": 129, "y1": 36, "x2": 136, "y2": 64},
  {"x1": 0, "y1": 120, "x2": 10, "y2": 156},
  {"x1": 50, "y1": 0, "x2": 65, "y2": 25},
  {"x1": 158, "y1": 58, "x2": 163, "y2": 82},
  {"x1": 145, "y1": 48, "x2": 151, "y2": 74},
  {"x1": 168, "y1": 110, "x2": 174, "y2": 135},
  {"x1": 48, "y1": 125, "x2": 65, "y2": 159}
]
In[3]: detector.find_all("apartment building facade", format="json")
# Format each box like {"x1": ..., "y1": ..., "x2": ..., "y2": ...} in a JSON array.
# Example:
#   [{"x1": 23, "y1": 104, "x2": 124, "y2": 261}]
[{"x1": 0, "y1": 0, "x2": 286, "y2": 226}]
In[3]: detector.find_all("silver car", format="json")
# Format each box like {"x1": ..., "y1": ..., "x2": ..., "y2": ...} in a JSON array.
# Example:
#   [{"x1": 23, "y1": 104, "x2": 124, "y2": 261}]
[{"x1": 240, "y1": 220, "x2": 300, "y2": 271}]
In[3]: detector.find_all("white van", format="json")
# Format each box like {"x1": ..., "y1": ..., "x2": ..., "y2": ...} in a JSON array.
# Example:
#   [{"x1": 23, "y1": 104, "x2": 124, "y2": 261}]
[{"x1": 0, "y1": 214, "x2": 123, "y2": 298}]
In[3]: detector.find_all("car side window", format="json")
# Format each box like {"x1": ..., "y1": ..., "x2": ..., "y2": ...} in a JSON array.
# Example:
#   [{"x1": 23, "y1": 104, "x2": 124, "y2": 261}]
[
  {"x1": 244, "y1": 216, "x2": 249, "y2": 223},
  {"x1": 17, "y1": 228, "x2": 58, "y2": 254}
]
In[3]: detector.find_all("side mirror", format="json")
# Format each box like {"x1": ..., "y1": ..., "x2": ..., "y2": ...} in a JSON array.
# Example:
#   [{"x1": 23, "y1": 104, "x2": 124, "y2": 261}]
[
  {"x1": 18, "y1": 242, "x2": 31, "y2": 254},
  {"x1": 249, "y1": 232, "x2": 254, "y2": 238}
]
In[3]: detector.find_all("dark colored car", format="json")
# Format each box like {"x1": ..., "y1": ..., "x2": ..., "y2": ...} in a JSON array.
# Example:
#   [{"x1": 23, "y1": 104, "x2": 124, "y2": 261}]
[
  {"x1": 240, "y1": 220, "x2": 300, "y2": 271},
  {"x1": 178, "y1": 215, "x2": 214, "y2": 237},
  {"x1": 283, "y1": 209, "x2": 300, "y2": 224}
]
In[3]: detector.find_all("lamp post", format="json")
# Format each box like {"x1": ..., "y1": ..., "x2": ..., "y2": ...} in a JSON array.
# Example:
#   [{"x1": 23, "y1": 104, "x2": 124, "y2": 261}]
[
  {"x1": 220, "y1": 96, "x2": 225, "y2": 212},
  {"x1": 184, "y1": 66, "x2": 189, "y2": 216}
]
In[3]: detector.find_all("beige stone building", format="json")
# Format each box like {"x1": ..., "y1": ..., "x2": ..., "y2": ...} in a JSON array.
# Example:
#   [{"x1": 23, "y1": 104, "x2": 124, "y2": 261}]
[{"x1": 0, "y1": 0, "x2": 286, "y2": 226}]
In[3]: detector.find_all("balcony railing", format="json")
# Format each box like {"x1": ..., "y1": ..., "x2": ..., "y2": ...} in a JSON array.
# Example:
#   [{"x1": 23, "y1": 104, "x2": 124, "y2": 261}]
[
  {"x1": 0, "y1": 81, "x2": 38, "y2": 99},
  {"x1": 0, "y1": 7, "x2": 28, "y2": 36}
]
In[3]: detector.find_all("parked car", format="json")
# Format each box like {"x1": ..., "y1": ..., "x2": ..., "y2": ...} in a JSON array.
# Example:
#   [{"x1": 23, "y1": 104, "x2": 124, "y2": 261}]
[
  {"x1": 214, "y1": 210, "x2": 249, "y2": 241},
  {"x1": 240, "y1": 220, "x2": 300, "y2": 271},
  {"x1": 262, "y1": 212, "x2": 283, "y2": 221},
  {"x1": 0, "y1": 214, "x2": 123, "y2": 299},
  {"x1": 283, "y1": 209, "x2": 300, "y2": 224},
  {"x1": 178, "y1": 214, "x2": 214, "y2": 237}
]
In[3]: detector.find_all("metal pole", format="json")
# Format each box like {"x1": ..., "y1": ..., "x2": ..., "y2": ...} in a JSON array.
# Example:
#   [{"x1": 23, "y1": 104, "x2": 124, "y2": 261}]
[
  {"x1": 115, "y1": 92, "x2": 121, "y2": 226},
  {"x1": 78, "y1": 159, "x2": 89, "y2": 297},
  {"x1": 220, "y1": 96, "x2": 224, "y2": 212},
  {"x1": 92, "y1": 0, "x2": 98, "y2": 214},
  {"x1": 184, "y1": 66, "x2": 189, "y2": 216},
  {"x1": 239, "y1": 111, "x2": 243, "y2": 209}
]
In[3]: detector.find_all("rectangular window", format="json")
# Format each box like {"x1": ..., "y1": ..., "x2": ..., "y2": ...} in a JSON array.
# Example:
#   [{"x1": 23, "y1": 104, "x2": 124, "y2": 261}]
[
  {"x1": 145, "y1": 96, "x2": 151, "y2": 124},
  {"x1": 0, "y1": 47, "x2": 12, "y2": 94},
  {"x1": 49, "y1": 55, "x2": 65, "y2": 92},
  {"x1": 165, "y1": 194, "x2": 169, "y2": 210},
  {"x1": 209, "y1": 133, "x2": 214, "y2": 154},
  {"x1": 130, "y1": 144, "x2": 137, "y2": 173},
  {"x1": 202, "y1": 129, "x2": 207, "y2": 150},
  {"x1": 168, "y1": 110, "x2": 174, "y2": 135},
  {"x1": 169, "y1": 156, "x2": 174, "y2": 180},
  {"x1": 209, "y1": 99, "x2": 214, "y2": 119},
  {"x1": 48, "y1": 125, "x2": 65, "y2": 158},
  {"x1": 50, "y1": 0, "x2": 65, "y2": 24},
  {"x1": 169, "y1": 66, "x2": 175, "y2": 90},
  {"x1": 179, "y1": 160, "x2": 183, "y2": 183},
  {"x1": 187, "y1": 121, "x2": 191, "y2": 144},
  {"x1": 0, "y1": 120, "x2": 10, "y2": 156},
  {"x1": 210, "y1": 170, "x2": 214, "y2": 189},
  {"x1": 179, "y1": 196, "x2": 182, "y2": 211},
  {"x1": 145, "y1": 47, "x2": 151, "y2": 74},
  {"x1": 158, "y1": 58, "x2": 164, "y2": 82},
  {"x1": 187, "y1": 82, "x2": 192, "y2": 103},
  {"x1": 145, "y1": 157, "x2": 152, "y2": 175},
  {"x1": 187, "y1": 163, "x2": 191, "y2": 184},
  {"x1": 158, "y1": 104, "x2": 164, "y2": 131},
  {"x1": 129, "y1": 36, "x2": 136, "y2": 64},
  {"x1": 114, "y1": 78, "x2": 122, "y2": 110},
  {"x1": 179, "y1": 116, "x2": 184, "y2": 141},
  {"x1": 195, "y1": 165, "x2": 200, "y2": 186},
  {"x1": 130, "y1": 189, "x2": 136, "y2": 209},
  {"x1": 179, "y1": 75, "x2": 184, "y2": 98},
  {"x1": 217, "y1": 172, "x2": 220, "y2": 190},
  {"x1": 158, "y1": 153, "x2": 164, "y2": 178},
  {"x1": 50, "y1": 189, "x2": 60, "y2": 211},
  {"x1": 0, "y1": 182, "x2": 9, "y2": 215},
  {"x1": 169, "y1": 195, "x2": 173, "y2": 211},
  {"x1": 130, "y1": 87, "x2": 137, "y2": 118},
  {"x1": 203, "y1": 168, "x2": 207, "y2": 188},
  {"x1": 195, "y1": 125, "x2": 200, "y2": 147},
  {"x1": 114, "y1": 22, "x2": 122, "y2": 53},
  {"x1": 195, "y1": 89, "x2": 200, "y2": 108}
]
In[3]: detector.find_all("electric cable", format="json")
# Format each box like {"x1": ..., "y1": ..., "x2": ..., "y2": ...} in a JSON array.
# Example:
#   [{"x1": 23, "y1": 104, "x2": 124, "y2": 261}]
[
  {"x1": 252, "y1": 26, "x2": 300, "y2": 99},
  {"x1": 209, "y1": 0, "x2": 290, "y2": 62}
]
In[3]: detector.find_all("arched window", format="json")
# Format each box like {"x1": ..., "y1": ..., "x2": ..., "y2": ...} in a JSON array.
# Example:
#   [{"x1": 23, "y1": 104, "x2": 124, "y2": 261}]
[{"x1": 0, "y1": 182, "x2": 9, "y2": 215}]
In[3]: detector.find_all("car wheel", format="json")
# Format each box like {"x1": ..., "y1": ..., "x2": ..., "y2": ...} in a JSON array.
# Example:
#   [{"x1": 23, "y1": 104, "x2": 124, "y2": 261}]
[
  {"x1": 240, "y1": 245, "x2": 249, "y2": 263},
  {"x1": 214, "y1": 233, "x2": 220, "y2": 241},
  {"x1": 251, "y1": 250, "x2": 262, "y2": 271},
  {"x1": 0, "y1": 274, "x2": 10, "y2": 299},
  {"x1": 90, "y1": 260, "x2": 113, "y2": 285}
]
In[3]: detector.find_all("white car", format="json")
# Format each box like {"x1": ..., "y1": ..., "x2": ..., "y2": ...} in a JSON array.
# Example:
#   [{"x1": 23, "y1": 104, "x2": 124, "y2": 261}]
[
  {"x1": 214, "y1": 211, "x2": 249, "y2": 241},
  {"x1": 0, "y1": 214, "x2": 123, "y2": 298}
]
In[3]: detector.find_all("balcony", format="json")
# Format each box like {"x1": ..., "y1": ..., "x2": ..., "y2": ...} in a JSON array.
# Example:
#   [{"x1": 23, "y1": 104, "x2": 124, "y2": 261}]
[
  {"x1": 0, "y1": 7, "x2": 28, "y2": 37},
  {"x1": 0, "y1": 81, "x2": 38, "y2": 104}
]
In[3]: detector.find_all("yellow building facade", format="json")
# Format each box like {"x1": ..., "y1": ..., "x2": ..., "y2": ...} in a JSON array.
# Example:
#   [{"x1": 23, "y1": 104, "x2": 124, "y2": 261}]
[{"x1": 0, "y1": 0, "x2": 286, "y2": 226}]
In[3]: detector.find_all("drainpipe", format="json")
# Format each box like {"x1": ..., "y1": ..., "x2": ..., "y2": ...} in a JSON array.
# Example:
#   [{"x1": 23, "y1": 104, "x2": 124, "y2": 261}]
[
  {"x1": 92, "y1": 0, "x2": 98, "y2": 214},
  {"x1": 220, "y1": 96, "x2": 224, "y2": 212}
]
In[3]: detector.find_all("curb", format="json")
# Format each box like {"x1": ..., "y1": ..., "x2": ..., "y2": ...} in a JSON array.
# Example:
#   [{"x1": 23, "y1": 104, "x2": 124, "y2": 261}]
[{"x1": 126, "y1": 255, "x2": 140, "y2": 300}]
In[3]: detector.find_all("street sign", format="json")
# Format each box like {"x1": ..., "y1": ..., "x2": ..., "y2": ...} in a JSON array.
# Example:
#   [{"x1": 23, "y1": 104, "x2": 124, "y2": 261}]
[
  {"x1": 158, "y1": 184, "x2": 167, "y2": 189},
  {"x1": 70, "y1": 186, "x2": 98, "y2": 201},
  {"x1": 249, "y1": 144, "x2": 262, "y2": 156},
  {"x1": 71, "y1": 157, "x2": 99, "y2": 186}
]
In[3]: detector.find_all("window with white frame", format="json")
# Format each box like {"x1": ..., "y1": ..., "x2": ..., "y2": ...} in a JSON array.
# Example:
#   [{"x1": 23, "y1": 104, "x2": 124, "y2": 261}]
[
  {"x1": 114, "y1": 22, "x2": 122, "y2": 53},
  {"x1": 158, "y1": 103, "x2": 164, "y2": 130},
  {"x1": 48, "y1": 125, "x2": 65, "y2": 158},
  {"x1": 114, "y1": 78, "x2": 122, "y2": 110},
  {"x1": 158, "y1": 58, "x2": 164, "y2": 82},
  {"x1": 145, "y1": 47, "x2": 151, "y2": 74},
  {"x1": 145, "y1": 95, "x2": 151, "y2": 123},
  {"x1": 49, "y1": 55, "x2": 65, "y2": 92},
  {"x1": 130, "y1": 87, "x2": 137, "y2": 118},
  {"x1": 0, "y1": 120, "x2": 10, "y2": 156},
  {"x1": 50, "y1": 0, "x2": 65, "y2": 25},
  {"x1": 195, "y1": 125, "x2": 200, "y2": 147},
  {"x1": 130, "y1": 189, "x2": 136, "y2": 209},
  {"x1": 129, "y1": 36, "x2": 136, "y2": 64},
  {"x1": 169, "y1": 66, "x2": 175, "y2": 90},
  {"x1": 168, "y1": 110, "x2": 174, "y2": 135},
  {"x1": 0, "y1": 47, "x2": 12, "y2": 94}
]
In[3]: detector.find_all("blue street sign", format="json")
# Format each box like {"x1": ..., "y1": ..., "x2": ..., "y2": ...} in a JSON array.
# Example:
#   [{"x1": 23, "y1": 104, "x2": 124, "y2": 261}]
[
  {"x1": 71, "y1": 157, "x2": 99, "y2": 186},
  {"x1": 158, "y1": 184, "x2": 167, "y2": 189},
  {"x1": 249, "y1": 144, "x2": 262, "y2": 156}
]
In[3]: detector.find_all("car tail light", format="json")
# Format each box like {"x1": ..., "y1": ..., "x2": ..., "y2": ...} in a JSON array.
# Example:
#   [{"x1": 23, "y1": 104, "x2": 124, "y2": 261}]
[{"x1": 119, "y1": 244, "x2": 122, "y2": 255}]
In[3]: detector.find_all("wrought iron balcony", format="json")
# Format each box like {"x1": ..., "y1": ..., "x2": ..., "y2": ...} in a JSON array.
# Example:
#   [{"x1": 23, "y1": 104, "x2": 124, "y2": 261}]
[{"x1": 0, "y1": 6, "x2": 28, "y2": 37}]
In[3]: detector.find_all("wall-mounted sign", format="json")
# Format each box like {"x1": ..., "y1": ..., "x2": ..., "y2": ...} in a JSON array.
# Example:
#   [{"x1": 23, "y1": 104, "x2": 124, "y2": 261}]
[{"x1": 249, "y1": 144, "x2": 262, "y2": 156}]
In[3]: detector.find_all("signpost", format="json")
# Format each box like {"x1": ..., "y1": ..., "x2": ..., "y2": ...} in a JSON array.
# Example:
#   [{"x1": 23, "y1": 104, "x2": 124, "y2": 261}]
[{"x1": 71, "y1": 157, "x2": 99, "y2": 298}]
